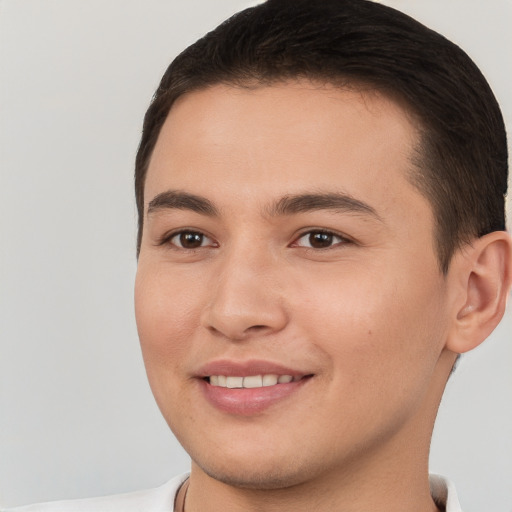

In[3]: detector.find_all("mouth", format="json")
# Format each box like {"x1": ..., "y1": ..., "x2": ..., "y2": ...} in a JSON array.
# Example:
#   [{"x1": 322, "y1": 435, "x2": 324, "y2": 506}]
[{"x1": 196, "y1": 361, "x2": 314, "y2": 415}]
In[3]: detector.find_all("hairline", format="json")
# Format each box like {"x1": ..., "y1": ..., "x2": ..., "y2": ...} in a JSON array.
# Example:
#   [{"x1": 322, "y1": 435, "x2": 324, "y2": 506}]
[{"x1": 137, "y1": 76, "x2": 454, "y2": 273}]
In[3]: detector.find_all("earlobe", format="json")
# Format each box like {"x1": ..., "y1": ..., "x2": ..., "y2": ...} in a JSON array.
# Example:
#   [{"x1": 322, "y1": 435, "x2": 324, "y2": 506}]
[{"x1": 446, "y1": 231, "x2": 512, "y2": 354}]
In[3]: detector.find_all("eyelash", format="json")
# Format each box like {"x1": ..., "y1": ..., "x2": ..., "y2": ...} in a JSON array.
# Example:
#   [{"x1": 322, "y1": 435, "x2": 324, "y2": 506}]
[
  {"x1": 158, "y1": 228, "x2": 352, "y2": 252},
  {"x1": 157, "y1": 230, "x2": 217, "y2": 250},
  {"x1": 292, "y1": 229, "x2": 351, "y2": 249}
]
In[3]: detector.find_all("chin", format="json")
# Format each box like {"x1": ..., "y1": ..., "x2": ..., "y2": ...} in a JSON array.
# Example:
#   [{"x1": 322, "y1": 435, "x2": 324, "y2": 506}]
[
  {"x1": 190, "y1": 450, "x2": 322, "y2": 490},
  {"x1": 199, "y1": 464, "x2": 307, "y2": 490}
]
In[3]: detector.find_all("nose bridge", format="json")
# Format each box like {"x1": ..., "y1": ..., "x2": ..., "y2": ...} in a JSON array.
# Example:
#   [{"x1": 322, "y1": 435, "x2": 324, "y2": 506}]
[{"x1": 202, "y1": 236, "x2": 287, "y2": 340}]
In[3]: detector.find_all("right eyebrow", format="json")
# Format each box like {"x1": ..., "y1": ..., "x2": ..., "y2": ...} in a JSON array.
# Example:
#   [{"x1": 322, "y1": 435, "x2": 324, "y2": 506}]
[{"x1": 147, "y1": 190, "x2": 219, "y2": 217}]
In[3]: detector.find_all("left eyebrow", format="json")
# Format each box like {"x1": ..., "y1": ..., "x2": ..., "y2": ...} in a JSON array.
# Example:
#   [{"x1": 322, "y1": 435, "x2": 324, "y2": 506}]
[{"x1": 266, "y1": 192, "x2": 382, "y2": 220}]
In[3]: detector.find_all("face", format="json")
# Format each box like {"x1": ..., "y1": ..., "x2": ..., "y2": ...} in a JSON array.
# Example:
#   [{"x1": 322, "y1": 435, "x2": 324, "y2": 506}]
[{"x1": 135, "y1": 82, "x2": 453, "y2": 488}]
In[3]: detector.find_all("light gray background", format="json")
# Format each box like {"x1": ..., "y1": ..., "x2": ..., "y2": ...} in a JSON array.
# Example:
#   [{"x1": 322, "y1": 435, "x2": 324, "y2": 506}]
[{"x1": 0, "y1": 0, "x2": 511, "y2": 510}]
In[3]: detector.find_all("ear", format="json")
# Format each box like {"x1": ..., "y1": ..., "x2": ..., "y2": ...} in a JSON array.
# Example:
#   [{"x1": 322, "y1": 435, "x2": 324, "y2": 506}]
[{"x1": 445, "y1": 231, "x2": 512, "y2": 354}]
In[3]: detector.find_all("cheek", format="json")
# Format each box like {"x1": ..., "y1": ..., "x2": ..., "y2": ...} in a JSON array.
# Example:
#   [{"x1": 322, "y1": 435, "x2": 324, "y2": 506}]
[
  {"x1": 293, "y1": 265, "x2": 448, "y2": 389},
  {"x1": 134, "y1": 266, "x2": 200, "y2": 372},
  {"x1": 134, "y1": 264, "x2": 207, "y2": 428}
]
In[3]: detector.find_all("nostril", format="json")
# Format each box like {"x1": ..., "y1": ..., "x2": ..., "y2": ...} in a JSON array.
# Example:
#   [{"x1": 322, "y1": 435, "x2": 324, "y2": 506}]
[{"x1": 244, "y1": 325, "x2": 272, "y2": 335}]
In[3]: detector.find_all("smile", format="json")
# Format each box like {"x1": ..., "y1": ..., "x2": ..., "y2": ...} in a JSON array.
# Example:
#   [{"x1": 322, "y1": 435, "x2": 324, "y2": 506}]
[
  {"x1": 208, "y1": 374, "x2": 301, "y2": 388},
  {"x1": 196, "y1": 360, "x2": 314, "y2": 415}
]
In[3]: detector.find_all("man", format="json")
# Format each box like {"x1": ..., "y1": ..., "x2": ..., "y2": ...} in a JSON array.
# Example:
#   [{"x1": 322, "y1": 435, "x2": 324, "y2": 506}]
[{"x1": 6, "y1": 0, "x2": 511, "y2": 511}]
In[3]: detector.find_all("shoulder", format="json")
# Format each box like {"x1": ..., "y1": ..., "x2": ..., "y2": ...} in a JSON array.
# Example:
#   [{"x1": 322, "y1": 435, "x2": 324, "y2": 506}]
[{"x1": 2, "y1": 474, "x2": 189, "y2": 512}]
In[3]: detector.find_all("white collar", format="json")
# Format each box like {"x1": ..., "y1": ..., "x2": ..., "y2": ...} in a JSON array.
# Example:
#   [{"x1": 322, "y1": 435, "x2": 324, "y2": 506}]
[{"x1": 430, "y1": 474, "x2": 463, "y2": 511}]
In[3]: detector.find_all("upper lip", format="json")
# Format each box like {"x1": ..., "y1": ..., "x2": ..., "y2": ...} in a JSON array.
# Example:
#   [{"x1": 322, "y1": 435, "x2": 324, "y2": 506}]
[{"x1": 197, "y1": 359, "x2": 309, "y2": 378}]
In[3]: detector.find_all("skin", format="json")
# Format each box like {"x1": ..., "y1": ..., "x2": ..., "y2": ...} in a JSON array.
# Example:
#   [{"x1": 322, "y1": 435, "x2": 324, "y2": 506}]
[{"x1": 135, "y1": 82, "x2": 511, "y2": 512}]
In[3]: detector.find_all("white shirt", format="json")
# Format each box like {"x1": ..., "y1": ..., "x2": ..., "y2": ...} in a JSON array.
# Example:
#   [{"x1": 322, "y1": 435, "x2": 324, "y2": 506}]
[{"x1": 3, "y1": 473, "x2": 462, "y2": 511}]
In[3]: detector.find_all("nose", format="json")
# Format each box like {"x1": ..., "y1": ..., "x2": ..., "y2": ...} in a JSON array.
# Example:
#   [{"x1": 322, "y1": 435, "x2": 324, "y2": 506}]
[{"x1": 200, "y1": 247, "x2": 288, "y2": 341}]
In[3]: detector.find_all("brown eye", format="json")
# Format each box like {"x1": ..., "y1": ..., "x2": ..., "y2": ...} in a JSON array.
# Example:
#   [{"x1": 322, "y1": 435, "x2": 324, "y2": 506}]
[
  {"x1": 295, "y1": 230, "x2": 347, "y2": 249},
  {"x1": 170, "y1": 231, "x2": 211, "y2": 249},
  {"x1": 309, "y1": 232, "x2": 334, "y2": 248}
]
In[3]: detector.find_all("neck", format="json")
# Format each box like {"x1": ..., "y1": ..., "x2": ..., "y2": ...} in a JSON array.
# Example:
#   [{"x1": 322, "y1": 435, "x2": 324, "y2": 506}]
[
  {"x1": 184, "y1": 416, "x2": 440, "y2": 512},
  {"x1": 185, "y1": 456, "x2": 439, "y2": 512},
  {"x1": 183, "y1": 351, "x2": 455, "y2": 512}
]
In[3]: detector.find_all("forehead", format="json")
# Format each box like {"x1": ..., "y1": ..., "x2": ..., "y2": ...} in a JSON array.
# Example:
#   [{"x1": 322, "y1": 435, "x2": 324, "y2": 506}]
[{"x1": 145, "y1": 81, "x2": 430, "y2": 227}]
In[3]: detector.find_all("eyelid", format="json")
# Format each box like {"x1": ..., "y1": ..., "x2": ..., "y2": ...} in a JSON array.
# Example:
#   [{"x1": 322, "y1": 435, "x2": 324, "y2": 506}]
[
  {"x1": 157, "y1": 228, "x2": 218, "y2": 249},
  {"x1": 291, "y1": 228, "x2": 352, "y2": 248}
]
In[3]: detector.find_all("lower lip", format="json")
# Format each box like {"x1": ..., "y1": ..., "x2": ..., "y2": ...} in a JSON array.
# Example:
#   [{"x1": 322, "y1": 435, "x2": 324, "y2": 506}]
[{"x1": 199, "y1": 378, "x2": 311, "y2": 416}]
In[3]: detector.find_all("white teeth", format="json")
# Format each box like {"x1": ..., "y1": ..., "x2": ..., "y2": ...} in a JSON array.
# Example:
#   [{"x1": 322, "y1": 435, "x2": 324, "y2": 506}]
[
  {"x1": 226, "y1": 376, "x2": 243, "y2": 388},
  {"x1": 243, "y1": 375, "x2": 263, "y2": 388},
  {"x1": 262, "y1": 374, "x2": 278, "y2": 386},
  {"x1": 209, "y1": 374, "x2": 297, "y2": 388}
]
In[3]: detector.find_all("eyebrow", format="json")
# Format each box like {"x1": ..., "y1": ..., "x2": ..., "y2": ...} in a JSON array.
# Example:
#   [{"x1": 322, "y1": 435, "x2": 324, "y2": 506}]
[
  {"x1": 147, "y1": 190, "x2": 219, "y2": 216},
  {"x1": 267, "y1": 192, "x2": 381, "y2": 220},
  {"x1": 146, "y1": 189, "x2": 381, "y2": 221}
]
